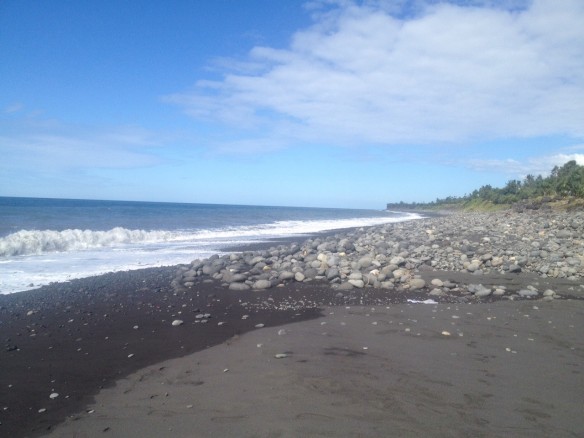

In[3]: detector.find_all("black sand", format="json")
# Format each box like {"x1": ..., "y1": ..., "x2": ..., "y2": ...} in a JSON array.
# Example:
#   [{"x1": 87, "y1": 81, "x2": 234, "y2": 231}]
[{"x1": 0, "y1": 266, "x2": 325, "y2": 437}]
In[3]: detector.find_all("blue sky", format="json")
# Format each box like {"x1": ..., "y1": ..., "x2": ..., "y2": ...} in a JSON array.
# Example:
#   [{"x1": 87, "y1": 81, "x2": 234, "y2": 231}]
[{"x1": 1, "y1": 0, "x2": 583, "y2": 209}]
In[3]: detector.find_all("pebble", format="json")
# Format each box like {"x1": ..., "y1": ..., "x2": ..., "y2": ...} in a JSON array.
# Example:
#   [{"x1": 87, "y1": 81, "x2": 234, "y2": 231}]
[
  {"x1": 171, "y1": 319, "x2": 184, "y2": 326},
  {"x1": 49, "y1": 393, "x2": 59, "y2": 399},
  {"x1": 274, "y1": 353, "x2": 288, "y2": 359}
]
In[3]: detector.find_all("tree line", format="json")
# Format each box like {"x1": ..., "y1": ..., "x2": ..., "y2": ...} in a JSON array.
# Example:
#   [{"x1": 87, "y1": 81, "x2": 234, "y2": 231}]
[{"x1": 387, "y1": 160, "x2": 584, "y2": 209}]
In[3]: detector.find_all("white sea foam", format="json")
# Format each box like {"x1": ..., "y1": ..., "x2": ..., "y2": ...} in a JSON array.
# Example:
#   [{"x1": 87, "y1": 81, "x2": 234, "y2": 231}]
[
  {"x1": 407, "y1": 299, "x2": 438, "y2": 304},
  {"x1": 0, "y1": 228, "x2": 177, "y2": 257}
]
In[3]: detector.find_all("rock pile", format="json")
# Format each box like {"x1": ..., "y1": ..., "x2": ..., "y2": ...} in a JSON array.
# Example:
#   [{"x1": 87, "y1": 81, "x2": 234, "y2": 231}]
[{"x1": 172, "y1": 210, "x2": 584, "y2": 299}]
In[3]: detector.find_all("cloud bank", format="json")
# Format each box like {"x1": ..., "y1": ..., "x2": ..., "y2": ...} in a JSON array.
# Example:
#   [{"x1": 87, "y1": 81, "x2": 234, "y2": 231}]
[
  {"x1": 168, "y1": 0, "x2": 584, "y2": 147},
  {"x1": 0, "y1": 119, "x2": 163, "y2": 174},
  {"x1": 467, "y1": 153, "x2": 584, "y2": 177}
]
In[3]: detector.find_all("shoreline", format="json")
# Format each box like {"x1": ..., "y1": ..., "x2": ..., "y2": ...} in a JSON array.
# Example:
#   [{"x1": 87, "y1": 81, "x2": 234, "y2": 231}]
[{"x1": 1, "y1": 208, "x2": 583, "y2": 437}]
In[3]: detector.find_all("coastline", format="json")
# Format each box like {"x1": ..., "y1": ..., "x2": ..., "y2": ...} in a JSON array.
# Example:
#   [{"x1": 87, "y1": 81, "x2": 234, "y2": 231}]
[{"x1": 1, "y1": 209, "x2": 583, "y2": 437}]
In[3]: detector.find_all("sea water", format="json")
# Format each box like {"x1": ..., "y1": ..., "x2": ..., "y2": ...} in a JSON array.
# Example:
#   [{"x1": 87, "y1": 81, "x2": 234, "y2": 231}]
[{"x1": 0, "y1": 197, "x2": 420, "y2": 294}]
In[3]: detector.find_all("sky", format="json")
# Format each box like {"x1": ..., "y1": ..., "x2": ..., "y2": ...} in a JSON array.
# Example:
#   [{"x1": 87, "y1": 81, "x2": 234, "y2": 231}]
[{"x1": 1, "y1": 0, "x2": 583, "y2": 209}]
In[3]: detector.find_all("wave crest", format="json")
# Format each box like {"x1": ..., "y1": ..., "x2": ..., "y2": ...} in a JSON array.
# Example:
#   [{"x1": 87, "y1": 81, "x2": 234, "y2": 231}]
[{"x1": 0, "y1": 227, "x2": 177, "y2": 257}]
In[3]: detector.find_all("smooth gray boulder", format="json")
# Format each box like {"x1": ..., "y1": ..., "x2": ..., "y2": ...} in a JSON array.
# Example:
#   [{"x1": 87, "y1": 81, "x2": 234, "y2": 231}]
[
  {"x1": 409, "y1": 279, "x2": 426, "y2": 290},
  {"x1": 253, "y1": 279, "x2": 272, "y2": 290},
  {"x1": 229, "y1": 282, "x2": 251, "y2": 291},
  {"x1": 278, "y1": 271, "x2": 295, "y2": 281}
]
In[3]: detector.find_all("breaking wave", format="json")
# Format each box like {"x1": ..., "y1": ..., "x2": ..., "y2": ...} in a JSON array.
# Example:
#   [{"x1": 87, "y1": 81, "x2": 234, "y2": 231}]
[{"x1": 0, "y1": 228, "x2": 180, "y2": 257}]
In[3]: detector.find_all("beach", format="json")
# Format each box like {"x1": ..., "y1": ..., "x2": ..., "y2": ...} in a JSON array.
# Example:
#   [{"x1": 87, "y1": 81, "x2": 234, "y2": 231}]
[{"x1": 1, "y1": 209, "x2": 583, "y2": 437}]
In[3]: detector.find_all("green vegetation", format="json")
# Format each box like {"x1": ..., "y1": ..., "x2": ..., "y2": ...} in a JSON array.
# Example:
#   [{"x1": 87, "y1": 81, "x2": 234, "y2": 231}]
[{"x1": 387, "y1": 160, "x2": 584, "y2": 211}]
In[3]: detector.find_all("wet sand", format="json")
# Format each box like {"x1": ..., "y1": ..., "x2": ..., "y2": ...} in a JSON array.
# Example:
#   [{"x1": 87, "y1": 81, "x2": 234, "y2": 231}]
[{"x1": 46, "y1": 299, "x2": 584, "y2": 438}]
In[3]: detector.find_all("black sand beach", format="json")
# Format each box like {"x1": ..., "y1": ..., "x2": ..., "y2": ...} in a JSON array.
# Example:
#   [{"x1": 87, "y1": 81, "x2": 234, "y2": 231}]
[
  {"x1": 0, "y1": 267, "x2": 324, "y2": 437},
  {"x1": 2, "y1": 210, "x2": 584, "y2": 437}
]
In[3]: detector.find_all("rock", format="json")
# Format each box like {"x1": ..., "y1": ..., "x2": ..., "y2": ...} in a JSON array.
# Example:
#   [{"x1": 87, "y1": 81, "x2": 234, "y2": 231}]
[
  {"x1": 556, "y1": 230, "x2": 571, "y2": 238},
  {"x1": 348, "y1": 279, "x2": 365, "y2": 288},
  {"x1": 409, "y1": 279, "x2": 426, "y2": 290},
  {"x1": 518, "y1": 289, "x2": 538, "y2": 297},
  {"x1": 337, "y1": 282, "x2": 354, "y2": 290},
  {"x1": 171, "y1": 320, "x2": 184, "y2": 326},
  {"x1": 468, "y1": 284, "x2": 491, "y2": 297},
  {"x1": 384, "y1": 264, "x2": 399, "y2": 273},
  {"x1": 358, "y1": 256, "x2": 373, "y2": 269},
  {"x1": 390, "y1": 256, "x2": 406, "y2": 266},
  {"x1": 326, "y1": 268, "x2": 340, "y2": 281},
  {"x1": 230, "y1": 273, "x2": 248, "y2": 282},
  {"x1": 278, "y1": 271, "x2": 295, "y2": 281},
  {"x1": 274, "y1": 353, "x2": 288, "y2": 359},
  {"x1": 229, "y1": 282, "x2": 250, "y2": 291},
  {"x1": 466, "y1": 262, "x2": 480, "y2": 272},
  {"x1": 543, "y1": 289, "x2": 556, "y2": 297},
  {"x1": 304, "y1": 268, "x2": 318, "y2": 279},
  {"x1": 491, "y1": 257, "x2": 504, "y2": 267},
  {"x1": 392, "y1": 268, "x2": 408, "y2": 280},
  {"x1": 431, "y1": 278, "x2": 444, "y2": 287},
  {"x1": 202, "y1": 264, "x2": 220, "y2": 275},
  {"x1": 294, "y1": 272, "x2": 306, "y2": 282},
  {"x1": 338, "y1": 239, "x2": 354, "y2": 251},
  {"x1": 253, "y1": 279, "x2": 272, "y2": 290},
  {"x1": 508, "y1": 264, "x2": 522, "y2": 273},
  {"x1": 250, "y1": 256, "x2": 265, "y2": 265}
]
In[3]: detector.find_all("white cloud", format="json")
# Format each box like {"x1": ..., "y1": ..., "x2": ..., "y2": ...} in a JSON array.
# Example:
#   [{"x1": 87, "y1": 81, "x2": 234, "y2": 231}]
[
  {"x1": 0, "y1": 120, "x2": 164, "y2": 174},
  {"x1": 167, "y1": 0, "x2": 584, "y2": 148},
  {"x1": 3, "y1": 102, "x2": 24, "y2": 114},
  {"x1": 467, "y1": 153, "x2": 584, "y2": 177}
]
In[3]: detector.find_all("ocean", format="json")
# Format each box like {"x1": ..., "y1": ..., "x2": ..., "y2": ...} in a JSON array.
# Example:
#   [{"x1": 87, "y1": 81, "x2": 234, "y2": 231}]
[{"x1": 0, "y1": 197, "x2": 420, "y2": 294}]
